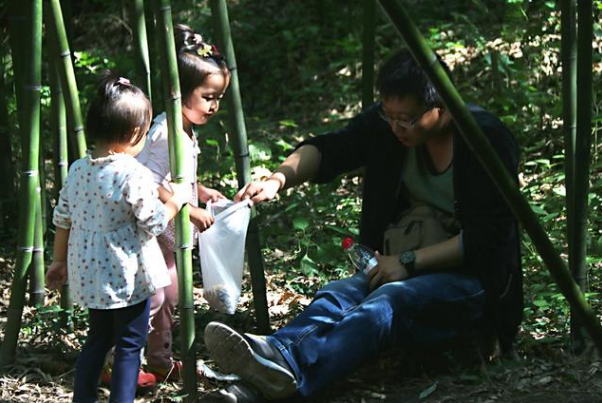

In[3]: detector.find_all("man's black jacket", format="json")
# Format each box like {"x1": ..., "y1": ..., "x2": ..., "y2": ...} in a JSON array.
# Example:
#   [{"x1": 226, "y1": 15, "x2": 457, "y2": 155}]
[{"x1": 299, "y1": 103, "x2": 523, "y2": 351}]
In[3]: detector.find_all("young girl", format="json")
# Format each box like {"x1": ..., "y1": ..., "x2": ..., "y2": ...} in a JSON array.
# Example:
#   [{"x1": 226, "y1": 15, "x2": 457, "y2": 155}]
[
  {"x1": 46, "y1": 75, "x2": 190, "y2": 403},
  {"x1": 133, "y1": 24, "x2": 231, "y2": 383}
]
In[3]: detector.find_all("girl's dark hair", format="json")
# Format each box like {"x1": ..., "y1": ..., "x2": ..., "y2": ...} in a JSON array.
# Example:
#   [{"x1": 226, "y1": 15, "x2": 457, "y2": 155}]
[
  {"x1": 86, "y1": 73, "x2": 152, "y2": 146},
  {"x1": 174, "y1": 24, "x2": 229, "y2": 106},
  {"x1": 376, "y1": 49, "x2": 453, "y2": 108}
]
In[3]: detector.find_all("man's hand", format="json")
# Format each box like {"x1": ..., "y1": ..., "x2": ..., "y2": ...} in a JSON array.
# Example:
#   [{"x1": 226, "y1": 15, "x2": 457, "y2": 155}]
[
  {"x1": 367, "y1": 252, "x2": 411, "y2": 291},
  {"x1": 198, "y1": 184, "x2": 225, "y2": 204},
  {"x1": 189, "y1": 205, "x2": 215, "y2": 232},
  {"x1": 233, "y1": 178, "x2": 282, "y2": 205},
  {"x1": 46, "y1": 261, "x2": 68, "y2": 290}
]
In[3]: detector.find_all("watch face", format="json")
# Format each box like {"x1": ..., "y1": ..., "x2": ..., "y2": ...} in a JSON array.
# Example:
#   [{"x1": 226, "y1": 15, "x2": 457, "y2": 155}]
[{"x1": 400, "y1": 251, "x2": 415, "y2": 264}]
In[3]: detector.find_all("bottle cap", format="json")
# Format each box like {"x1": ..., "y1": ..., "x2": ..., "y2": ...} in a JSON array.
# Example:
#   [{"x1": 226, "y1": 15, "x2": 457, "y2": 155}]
[{"x1": 341, "y1": 237, "x2": 354, "y2": 250}]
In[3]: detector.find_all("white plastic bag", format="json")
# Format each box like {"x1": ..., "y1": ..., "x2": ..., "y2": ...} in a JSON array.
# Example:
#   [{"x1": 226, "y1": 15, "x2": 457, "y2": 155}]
[{"x1": 198, "y1": 198, "x2": 251, "y2": 314}]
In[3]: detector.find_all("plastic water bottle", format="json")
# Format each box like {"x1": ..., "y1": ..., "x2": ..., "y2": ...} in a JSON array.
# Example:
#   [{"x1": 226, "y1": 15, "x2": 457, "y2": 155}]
[{"x1": 341, "y1": 237, "x2": 378, "y2": 274}]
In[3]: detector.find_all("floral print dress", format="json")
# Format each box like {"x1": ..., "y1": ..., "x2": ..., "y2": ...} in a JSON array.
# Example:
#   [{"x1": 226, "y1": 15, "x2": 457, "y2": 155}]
[{"x1": 53, "y1": 154, "x2": 171, "y2": 310}]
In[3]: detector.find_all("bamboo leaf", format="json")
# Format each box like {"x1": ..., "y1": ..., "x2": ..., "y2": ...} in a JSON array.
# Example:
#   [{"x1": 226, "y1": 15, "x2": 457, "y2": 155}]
[
  {"x1": 293, "y1": 217, "x2": 310, "y2": 231},
  {"x1": 419, "y1": 381, "x2": 438, "y2": 399}
]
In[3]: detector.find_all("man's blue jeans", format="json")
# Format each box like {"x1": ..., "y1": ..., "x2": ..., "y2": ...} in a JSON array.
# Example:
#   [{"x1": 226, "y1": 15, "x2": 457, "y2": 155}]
[{"x1": 267, "y1": 272, "x2": 485, "y2": 397}]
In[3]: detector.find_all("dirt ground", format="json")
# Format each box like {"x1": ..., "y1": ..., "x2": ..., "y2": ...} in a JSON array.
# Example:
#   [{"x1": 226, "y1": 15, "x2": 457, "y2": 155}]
[{"x1": 0, "y1": 251, "x2": 601, "y2": 403}]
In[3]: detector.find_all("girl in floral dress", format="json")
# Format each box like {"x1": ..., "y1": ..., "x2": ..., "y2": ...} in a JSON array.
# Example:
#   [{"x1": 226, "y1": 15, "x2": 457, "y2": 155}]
[{"x1": 46, "y1": 75, "x2": 190, "y2": 403}]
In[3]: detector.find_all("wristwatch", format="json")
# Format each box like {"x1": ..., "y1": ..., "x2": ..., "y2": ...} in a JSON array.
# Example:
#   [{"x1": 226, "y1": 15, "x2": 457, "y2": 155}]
[{"x1": 399, "y1": 250, "x2": 416, "y2": 277}]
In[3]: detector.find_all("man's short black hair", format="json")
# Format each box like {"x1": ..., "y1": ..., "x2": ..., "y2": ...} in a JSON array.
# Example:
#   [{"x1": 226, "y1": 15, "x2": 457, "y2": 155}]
[{"x1": 376, "y1": 49, "x2": 453, "y2": 108}]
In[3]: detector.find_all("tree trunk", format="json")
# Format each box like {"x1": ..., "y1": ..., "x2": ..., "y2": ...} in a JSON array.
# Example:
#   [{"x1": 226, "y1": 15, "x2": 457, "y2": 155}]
[
  {"x1": 29, "y1": 188, "x2": 45, "y2": 306},
  {"x1": 376, "y1": 0, "x2": 602, "y2": 355},
  {"x1": 153, "y1": 0, "x2": 197, "y2": 398},
  {"x1": 0, "y1": 50, "x2": 16, "y2": 230},
  {"x1": 144, "y1": 4, "x2": 162, "y2": 113},
  {"x1": 45, "y1": 0, "x2": 87, "y2": 158},
  {"x1": 131, "y1": 0, "x2": 152, "y2": 100},
  {"x1": 561, "y1": 0, "x2": 580, "y2": 348},
  {"x1": 0, "y1": 0, "x2": 42, "y2": 366},
  {"x1": 46, "y1": 0, "x2": 75, "y2": 330},
  {"x1": 362, "y1": 0, "x2": 376, "y2": 110},
  {"x1": 209, "y1": 0, "x2": 270, "y2": 334},
  {"x1": 570, "y1": 0, "x2": 593, "y2": 349}
]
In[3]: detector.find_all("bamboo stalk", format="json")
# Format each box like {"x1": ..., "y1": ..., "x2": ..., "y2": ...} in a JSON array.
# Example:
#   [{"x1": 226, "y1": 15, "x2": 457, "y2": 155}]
[
  {"x1": 377, "y1": 0, "x2": 602, "y2": 354},
  {"x1": 29, "y1": 185, "x2": 45, "y2": 306},
  {"x1": 153, "y1": 0, "x2": 197, "y2": 398},
  {"x1": 0, "y1": 50, "x2": 16, "y2": 229},
  {"x1": 45, "y1": 0, "x2": 87, "y2": 158},
  {"x1": 569, "y1": 0, "x2": 594, "y2": 348},
  {"x1": 561, "y1": 0, "x2": 580, "y2": 346},
  {"x1": 131, "y1": 0, "x2": 152, "y2": 100},
  {"x1": 0, "y1": 0, "x2": 42, "y2": 366},
  {"x1": 209, "y1": 0, "x2": 270, "y2": 334},
  {"x1": 361, "y1": 0, "x2": 376, "y2": 110},
  {"x1": 46, "y1": 0, "x2": 74, "y2": 329},
  {"x1": 144, "y1": 4, "x2": 162, "y2": 112}
]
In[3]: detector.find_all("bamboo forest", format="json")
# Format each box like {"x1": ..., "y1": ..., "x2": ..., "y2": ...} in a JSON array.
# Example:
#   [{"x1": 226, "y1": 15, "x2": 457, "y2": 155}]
[{"x1": 0, "y1": 0, "x2": 602, "y2": 402}]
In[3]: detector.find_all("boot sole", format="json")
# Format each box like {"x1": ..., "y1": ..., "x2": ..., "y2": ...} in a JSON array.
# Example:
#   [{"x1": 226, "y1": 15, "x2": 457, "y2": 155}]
[{"x1": 204, "y1": 322, "x2": 297, "y2": 399}]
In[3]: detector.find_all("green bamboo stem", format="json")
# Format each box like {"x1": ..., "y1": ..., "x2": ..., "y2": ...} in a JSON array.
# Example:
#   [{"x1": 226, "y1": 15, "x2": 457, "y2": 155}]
[
  {"x1": 0, "y1": 51, "x2": 16, "y2": 229},
  {"x1": 572, "y1": 0, "x2": 592, "y2": 294},
  {"x1": 30, "y1": 148, "x2": 47, "y2": 306},
  {"x1": 144, "y1": 4, "x2": 162, "y2": 112},
  {"x1": 154, "y1": 0, "x2": 197, "y2": 398},
  {"x1": 45, "y1": 0, "x2": 87, "y2": 158},
  {"x1": 49, "y1": 49, "x2": 72, "y2": 328},
  {"x1": 0, "y1": 0, "x2": 42, "y2": 367},
  {"x1": 7, "y1": 1, "x2": 27, "y2": 152},
  {"x1": 361, "y1": 0, "x2": 376, "y2": 110},
  {"x1": 569, "y1": 0, "x2": 594, "y2": 347},
  {"x1": 131, "y1": 0, "x2": 152, "y2": 100},
  {"x1": 377, "y1": 0, "x2": 602, "y2": 355},
  {"x1": 29, "y1": 186, "x2": 45, "y2": 306},
  {"x1": 49, "y1": 43, "x2": 69, "y2": 192},
  {"x1": 209, "y1": 0, "x2": 270, "y2": 334},
  {"x1": 561, "y1": 0, "x2": 581, "y2": 346}
]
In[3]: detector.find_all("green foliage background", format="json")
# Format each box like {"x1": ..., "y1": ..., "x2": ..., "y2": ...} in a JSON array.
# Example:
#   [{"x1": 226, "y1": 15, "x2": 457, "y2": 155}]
[{"x1": 2, "y1": 0, "x2": 602, "y2": 350}]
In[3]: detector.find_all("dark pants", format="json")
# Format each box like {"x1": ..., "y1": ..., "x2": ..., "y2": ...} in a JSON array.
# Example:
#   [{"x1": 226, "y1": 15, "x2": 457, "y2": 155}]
[{"x1": 73, "y1": 299, "x2": 150, "y2": 403}]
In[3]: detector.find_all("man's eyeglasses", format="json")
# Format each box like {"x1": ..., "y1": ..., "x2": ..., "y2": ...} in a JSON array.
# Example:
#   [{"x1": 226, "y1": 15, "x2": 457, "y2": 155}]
[{"x1": 377, "y1": 103, "x2": 431, "y2": 130}]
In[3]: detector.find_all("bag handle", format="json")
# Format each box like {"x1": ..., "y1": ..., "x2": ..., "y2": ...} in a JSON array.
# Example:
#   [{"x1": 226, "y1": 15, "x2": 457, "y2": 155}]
[{"x1": 207, "y1": 199, "x2": 252, "y2": 220}]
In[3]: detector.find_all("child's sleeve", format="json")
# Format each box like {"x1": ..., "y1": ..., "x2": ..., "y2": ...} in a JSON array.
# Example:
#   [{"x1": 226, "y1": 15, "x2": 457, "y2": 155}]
[
  {"x1": 53, "y1": 179, "x2": 72, "y2": 229},
  {"x1": 141, "y1": 127, "x2": 171, "y2": 186},
  {"x1": 124, "y1": 167, "x2": 170, "y2": 237}
]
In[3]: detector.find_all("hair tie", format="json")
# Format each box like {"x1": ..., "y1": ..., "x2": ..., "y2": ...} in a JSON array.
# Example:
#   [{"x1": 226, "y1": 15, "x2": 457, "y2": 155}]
[
  {"x1": 211, "y1": 44, "x2": 221, "y2": 56},
  {"x1": 117, "y1": 77, "x2": 131, "y2": 86},
  {"x1": 196, "y1": 43, "x2": 213, "y2": 58}
]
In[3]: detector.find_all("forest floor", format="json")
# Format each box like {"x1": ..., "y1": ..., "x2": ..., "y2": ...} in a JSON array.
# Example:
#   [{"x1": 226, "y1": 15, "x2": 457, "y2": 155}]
[{"x1": 0, "y1": 249, "x2": 601, "y2": 403}]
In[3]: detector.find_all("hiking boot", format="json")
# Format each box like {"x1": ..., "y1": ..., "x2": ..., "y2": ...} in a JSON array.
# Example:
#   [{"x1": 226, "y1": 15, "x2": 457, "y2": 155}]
[{"x1": 204, "y1": 322, "x2": 297, "y2": 400}]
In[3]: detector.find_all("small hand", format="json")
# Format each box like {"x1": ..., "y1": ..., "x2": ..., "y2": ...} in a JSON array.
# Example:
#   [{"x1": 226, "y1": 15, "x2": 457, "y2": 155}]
[
  {"x1": 189, "y1": 205, "x2": 215, "y2": 232},
  {"x1": 46, "y1": 261, "x2": 68, "y2": 290},
  {"x1": 198, "y1": 184, "x2": 226, "y2": 204},
  {"x1": 233, "y1": 179, "x2": 281, "y2": 205},
  {"x1": 367, "y1": 252, "x2": 409, "y2": 291}
]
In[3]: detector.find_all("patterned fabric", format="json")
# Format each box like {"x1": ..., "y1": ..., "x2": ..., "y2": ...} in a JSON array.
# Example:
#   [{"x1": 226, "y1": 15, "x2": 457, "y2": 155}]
[
  {"x1": 136, "y1": 112, "x2": 200, "y2": 251},
  {"x1": 53, "y1": 154, "x2": 171, "y2": 309},
  {"x1": 157, "y1": 182, "x2": 198, "y2": 251}
]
